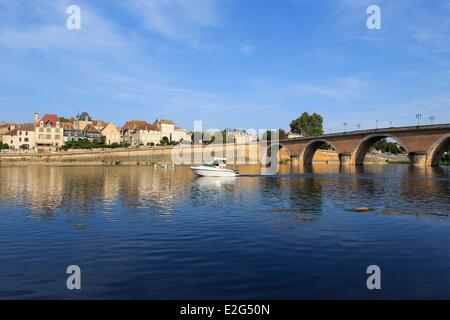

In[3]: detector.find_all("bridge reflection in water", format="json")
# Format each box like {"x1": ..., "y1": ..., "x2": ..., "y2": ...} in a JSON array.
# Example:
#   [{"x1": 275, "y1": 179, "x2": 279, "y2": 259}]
[{"x1": 0, "y1": 164, "x2": 449, "y2": 299}]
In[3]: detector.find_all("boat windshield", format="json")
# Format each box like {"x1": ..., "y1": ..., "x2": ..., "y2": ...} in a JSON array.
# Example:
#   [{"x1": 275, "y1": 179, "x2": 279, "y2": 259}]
[{"x1": 213, "y1": 160, "x2": 226, "y2": 168}]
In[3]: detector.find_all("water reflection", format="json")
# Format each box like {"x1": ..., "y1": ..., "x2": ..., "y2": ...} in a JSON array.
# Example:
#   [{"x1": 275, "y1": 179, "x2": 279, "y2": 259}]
[
  {"x1": 0, "y1": 164, "x2": 449, "y2": 224},
  {"x1": 0, "y1": 164, "x2": 449, "y2": 299}
]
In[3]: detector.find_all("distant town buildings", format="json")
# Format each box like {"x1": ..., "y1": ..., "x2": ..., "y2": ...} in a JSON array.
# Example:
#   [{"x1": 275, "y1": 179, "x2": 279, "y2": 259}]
[
  {"x1": 100, "y1": 123, "x2": 121, "y2": 145},
  {"x1": 121, "y1": 119, "x2": 191, "y2": 147},
  {"x1": 225, "y1": 129, "x2": 258, "y2": 144},
  {"x1": 287, "y1": 132, "x2": 303, "y2": 139},
  {"x1": 0, "y1": 111, "x2": 192, "y2": 152},
  {"x1": 2, "y1": 123, "x2": 35, "y2": 150},
  {"x1": 35, "y1": 114, "x2": 63, "y2": 152}
]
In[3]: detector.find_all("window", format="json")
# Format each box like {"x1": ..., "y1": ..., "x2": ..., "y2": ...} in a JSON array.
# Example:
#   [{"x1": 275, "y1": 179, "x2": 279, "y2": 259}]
[
  {"x1": 54, "y1": 135, "x2": 60, "y2": 140},
  {"x1": 46, "y1": 134, "x2": 51, "y2": 140},
  {"x1": 19, "y1": 138, "x2": 22, "y2": 142},
  {"x1": 39, "y1": 128, "x2": 44, "y2": 133},
  {"x1": 55, "y1": 128, "x2": 60, "y2": 133},
  {"x1": 24, "y1": 138, "x2": 29, "y2": 142},
  {"x1": 38, "y1": 134, "x2": 44, "y2": 139},
  {"x1": 19, "y1": 131, "x2": 22, "y2": 135},
  {"x1": 25, "y1": 131, "x2": 28, "y2": 136},
  {"x1": 40, "y1": 121, "x2": 44, "y2": 127},
  {"x1": 46, "y1": 128, "x2": 51, "y2": 133}
]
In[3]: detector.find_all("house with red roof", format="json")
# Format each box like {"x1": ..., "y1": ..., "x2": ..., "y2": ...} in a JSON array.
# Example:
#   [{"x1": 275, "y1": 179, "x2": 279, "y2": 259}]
[{"x1": 34, "y1": 113, "x2": 63, "y2": 152}]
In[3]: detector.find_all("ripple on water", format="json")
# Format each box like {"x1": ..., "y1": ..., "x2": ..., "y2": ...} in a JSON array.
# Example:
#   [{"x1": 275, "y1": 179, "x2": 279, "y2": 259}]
[{"x1": 0, "y1": 165, "x2": 449, "y2": 299}]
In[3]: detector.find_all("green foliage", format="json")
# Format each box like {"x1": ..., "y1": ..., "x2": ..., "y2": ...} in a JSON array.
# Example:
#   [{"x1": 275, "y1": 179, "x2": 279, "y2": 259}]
[
  {"x1": 261, "y1": 130, "x2": 273, "y2": 141},
  {"x1": 160, "y1": 136, "x2": 170, "y2": 145},
  {"x1": 372, "y1": 139, "x2": 406, "y2": 154},
  {"x1": 290, "y1": 112, "x2": 324, "y2": 136},
  {"x1": 319, "y1": 142, "x2": 334, "y2": 150},
  {"x1": 61, "y1": 138, "x2": 129, "y2": 151},
  {"x1": 0, "y1": 143, "x2": 9, "y2": 150},
  {"x1": 440, "y1": 147, "x2": 450, "y2": 165},
  {"x1": 278, "y1": 129, "x2": 288, "y2": 140},
  {"x1": 202, "y1": 131, "x2": 225, "y2": 145}
]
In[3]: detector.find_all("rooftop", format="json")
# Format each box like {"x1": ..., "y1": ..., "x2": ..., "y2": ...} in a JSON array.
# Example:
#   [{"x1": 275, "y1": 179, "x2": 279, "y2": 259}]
[{"x1": 35, "y1": 114, "x2": 59, "y2": 128}]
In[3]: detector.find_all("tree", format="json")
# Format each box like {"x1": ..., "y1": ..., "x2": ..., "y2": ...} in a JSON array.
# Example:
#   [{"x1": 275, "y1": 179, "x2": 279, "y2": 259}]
[
  {"x1": 278, "y1": 129, "x2": 288, "y2": 140},
  {"x1": 160, "y1": 136, "x2": 170, "y2": 146},
  {"x1": 290, "y1": 112, "x2": 324, "y2": 136},
  {"x1": 372, "y1": 139, "x2": 406, "y2": 154},
  {"x1": 262, "y1": 130, "x2": 272, "y2": 141},
  {"x1": 441, "y1": 147, "x2": 450, "y2": 165}
]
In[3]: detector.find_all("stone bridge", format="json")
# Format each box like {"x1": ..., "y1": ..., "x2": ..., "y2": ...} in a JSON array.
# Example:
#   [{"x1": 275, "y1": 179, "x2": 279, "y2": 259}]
[{"x1": 278, "y1": 124, "x2": 450, "y2": 167}]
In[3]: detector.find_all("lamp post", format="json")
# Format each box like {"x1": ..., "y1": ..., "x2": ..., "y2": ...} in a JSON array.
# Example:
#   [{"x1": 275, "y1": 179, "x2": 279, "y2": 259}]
[
  {"x1": 376, "y1": 120, "x2": 379, "y2": 129},
  {"x1": 389, "y1": 121, "x2": 392, "y2": 127},
  {"x1": 343, "y1": 122, "x2": 348, "y2": 133},
  {"x1": 357, "y1": 124, "x2": 361, "y2": 130},
  {"x1": 429, "y1": 116, "x2": 435, "y2": 125},
  {"x1": 416, "y1": 114, "x2": 422, "y2": 126}
]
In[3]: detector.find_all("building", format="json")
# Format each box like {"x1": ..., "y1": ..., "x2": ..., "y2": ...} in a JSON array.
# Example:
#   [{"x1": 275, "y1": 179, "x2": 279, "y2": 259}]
[
  {"x1": 154, "y1": 119, "x2": 175, "y2": 141},
  {"x1": 1, "y1": 123, "x2": 36, "y2": 150},
  {"x1": 34, "y1": 113, "x2": 64, "y2": 152},
  {"x1": 287, "y1": 132, "x2": 303, "y2": 139},
  {"x1": 100, "y1": 123, "x2": 121, "y2": 145},
  {"x1": 0, "y1": 123, "x2": 17, "y2": 145},
  {"x1": 122, "y1": 120, "x2": 161, "y2": 146},
  {"x1": 225, "y1": 129, "x2": 258, "y2": 144},
  {"x1": 83, "y1": 124, "x2": 102, "y2": 143},
  {"x1": 121, "y1": 119, "x2": 191, "y2": 147},
  {"x1": 73, "y1": 112, "x2": 107, "y2": 131},
  {"x1": 62, "y1": 123, "x2": 102, "y2": 143}
]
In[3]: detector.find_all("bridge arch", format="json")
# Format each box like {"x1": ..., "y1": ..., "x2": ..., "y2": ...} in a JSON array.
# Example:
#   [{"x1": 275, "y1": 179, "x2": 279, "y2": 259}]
[
  {"x1": 259, "y1": 142, "x2": 291, "y2": 166},
  {"x1": 301, "y1": 139, "x2": 337, "y2": 164},
  {"x1": 351, "y1": 134, "x2": 409, "y2": 165},
  {"x1": 426, "y1": 133, "x2": 450, "y2": 166}
]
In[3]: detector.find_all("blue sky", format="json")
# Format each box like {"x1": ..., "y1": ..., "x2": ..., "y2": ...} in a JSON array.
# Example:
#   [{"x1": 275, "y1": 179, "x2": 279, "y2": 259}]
[{"x1": 0, "y1": 0, "x2": 449, "y2": 132}]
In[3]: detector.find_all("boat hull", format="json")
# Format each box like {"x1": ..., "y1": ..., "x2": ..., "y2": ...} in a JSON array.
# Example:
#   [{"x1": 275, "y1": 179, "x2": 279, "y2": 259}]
[{"x1": 190, "y1": 166, "x2": 238, "y2": 177}]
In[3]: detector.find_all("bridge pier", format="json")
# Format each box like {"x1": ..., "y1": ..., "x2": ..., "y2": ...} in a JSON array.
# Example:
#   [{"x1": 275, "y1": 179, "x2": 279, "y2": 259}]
[
  {"x1": 408, "y1": 152, "x2": 427, "y2": 167},
  {"x1": 339, "y1": 152, "x2": 352, "y2": 165},
  {"x1": 290, "y1": 156, "x2": 300, "y2": 170}
]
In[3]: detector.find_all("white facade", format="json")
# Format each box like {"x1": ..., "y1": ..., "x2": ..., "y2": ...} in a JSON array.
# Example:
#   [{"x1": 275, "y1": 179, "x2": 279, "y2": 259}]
[{"x1": 2, "y1": 125, "x2": 36, "y2": 150}]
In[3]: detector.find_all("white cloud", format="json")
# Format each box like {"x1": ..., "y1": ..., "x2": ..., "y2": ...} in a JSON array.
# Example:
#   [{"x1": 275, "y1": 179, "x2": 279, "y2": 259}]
[
  {"x1": 122, "y1": 0, "x2": 223, "y2": 47},
  {"x1": 0, "y1": 1, "x2": 130, "y2": 52},
  {"x1": 291, "y1": 77, "x2": 366, "y2": 101}
]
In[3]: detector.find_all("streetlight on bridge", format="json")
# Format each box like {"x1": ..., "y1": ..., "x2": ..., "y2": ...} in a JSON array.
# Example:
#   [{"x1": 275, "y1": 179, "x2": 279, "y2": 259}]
[
  {"x1": 357, "y1": 124, "x2": 361, "y2": 130},
  {"x1": 343, "y1": 122, "x2": 348, "y2": 133},
  {"x1": 376, "y1": 120, "x2": 379, "y2": 129},
  {"x1": 416, "y1": 114, "x2": 422, "y2": 126},
  {"x1": 429, "y1": 116, "x2": 435, "y2": 125}
]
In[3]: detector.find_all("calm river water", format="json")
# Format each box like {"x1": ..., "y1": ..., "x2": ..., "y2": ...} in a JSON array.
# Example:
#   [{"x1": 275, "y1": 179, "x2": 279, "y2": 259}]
[{"x1": 0, "y1": 164, "x2": 449, "y2": 299}]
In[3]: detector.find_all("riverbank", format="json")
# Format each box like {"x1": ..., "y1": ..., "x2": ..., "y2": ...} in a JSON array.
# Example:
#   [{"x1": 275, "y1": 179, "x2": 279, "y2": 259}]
[{"x1": 0, "y1": 145, "x2": 409, "y2": 166}]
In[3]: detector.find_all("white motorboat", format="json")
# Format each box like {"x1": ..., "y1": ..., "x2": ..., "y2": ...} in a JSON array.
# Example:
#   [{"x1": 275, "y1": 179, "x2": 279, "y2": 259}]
[{"x1": 190, "y1": 158, "x2": 239, "y2": 177}]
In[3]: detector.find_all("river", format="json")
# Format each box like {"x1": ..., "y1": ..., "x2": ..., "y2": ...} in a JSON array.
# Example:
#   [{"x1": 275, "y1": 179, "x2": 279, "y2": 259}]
[{"x1": 0, "y1": 164, "x2": 449, "y2": 299}]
